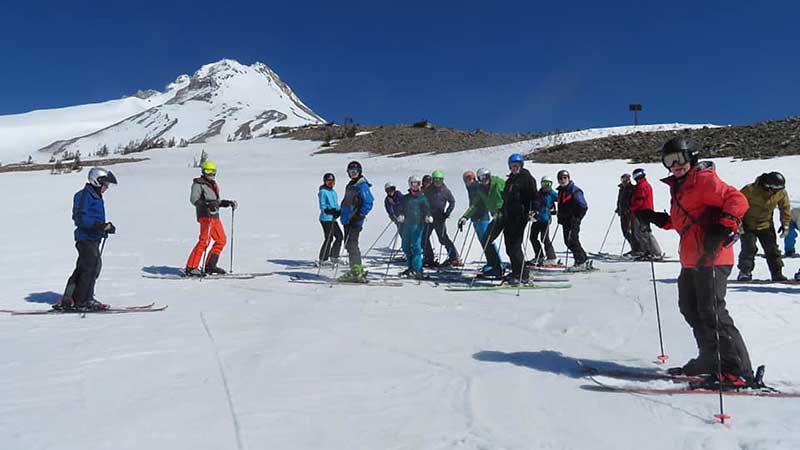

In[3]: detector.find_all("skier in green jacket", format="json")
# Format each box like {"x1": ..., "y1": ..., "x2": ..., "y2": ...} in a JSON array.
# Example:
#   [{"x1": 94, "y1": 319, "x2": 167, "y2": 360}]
[{"x1": 458, "y1": 168, "x2": 505, "y2": 278}]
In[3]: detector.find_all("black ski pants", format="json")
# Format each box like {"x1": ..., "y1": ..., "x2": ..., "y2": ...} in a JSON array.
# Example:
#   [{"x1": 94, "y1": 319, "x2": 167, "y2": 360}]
[
  {"x1": 63, "y1": 240, "x2": 102, "y2": 306},
  {"x1": 529, "y1": 220, "x2": 556, "y2": 261},
  {"x1": 319, "y1": 220, "x2": 343, "y2": 261},
  {"x1": 343, "y1": 224, "x2": 362, "y2": 267},
  {"x1": 619, "y1": 212, "x2": 639, "y2": 253},
  {"x1": 738, "y1": 227, "x2": 783, "y2": 276},
  {"x1": 677, "y1": 266, "x2": 754, "y2": 381},
  {"x1": 423, "y1": 218, "x2": 459, "y2": 263},
  {"x1": 562, "y1": 218, "x2": 587, "y2": 264},
  {"x1": 504, "y1": 218, "x2": 530, "y2": 280}
]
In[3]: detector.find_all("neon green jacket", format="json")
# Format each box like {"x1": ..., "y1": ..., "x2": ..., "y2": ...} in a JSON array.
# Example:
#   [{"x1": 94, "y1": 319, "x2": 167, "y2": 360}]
[{"x1": 462, "y1": 176, "x2": 505, "y2": 219}]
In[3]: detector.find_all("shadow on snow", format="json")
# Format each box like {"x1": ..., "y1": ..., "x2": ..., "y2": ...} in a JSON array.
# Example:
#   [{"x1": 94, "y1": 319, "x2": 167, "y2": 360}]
[
  {"x1": 141, "y1": 266, "x2": 185, "y2": 276},
  {"x1": 25, "y1": 291, "x2": 62, "y2": 305},
  {"x1": 472, "y1": 349, "x2": 658, "y2": 379}
]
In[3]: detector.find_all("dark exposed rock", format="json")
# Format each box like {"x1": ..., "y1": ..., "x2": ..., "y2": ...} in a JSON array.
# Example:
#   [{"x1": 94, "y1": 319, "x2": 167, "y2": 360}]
[{"x1": 529, "y1": 117, "x2": 800, "y2": 163}]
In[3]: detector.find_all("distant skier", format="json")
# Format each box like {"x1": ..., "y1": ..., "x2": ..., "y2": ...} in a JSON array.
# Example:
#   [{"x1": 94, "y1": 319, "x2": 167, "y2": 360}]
[
  {"x1": 461, "y1": 170, "x2": 501, "y2": 271},
  {"x1": 185, "y1": 161, "x2": 238, "y2": 277},
  {"x1": 640, "y1": 136, "x2": 756, "y2": 387},
  {"x1": 616, "y1": 173, "x2": 638, "y2": 255},
  {"x1": 458, "y1": 168, "x2": 505, "y2": 278},
  {"x1": 397, "y1": 175, "x2": 433, "y2": 279},
  {"x1": 556, "y1": 170, "x2": 590, "y2": 271},
  {"x1": 528, "y1": 175, "x2": 558, "y2": 266},
  {"x1": 384, "y1": 181, "x2": 404, "y2": 234},
  {"x1": 501, "y1": 153, "x2": 538, "y2": 284},
  {"x1": 629, "y1": 168, "x2": 663, "y2": 260},
  {"x1": 423, "y1": 170, "x2": 461, "y2": 267},
  {"x1": 737, "y1": 172, "x2": 790, "y2": 281},
  {"x1": 317, "y1": 173, "x2": 343, "y2": 265},
  {"x1": 338, "y1": 160, "x2": 374, "y2": 282},
  {"x1": 785, "y1": 207, "x2": 800, "y2": 258},
  {"x1": 55, "y1": 167, "x2": 118, "y2": 311},
  {"x1": 421, "y1": 173, "x2": 436, "y2": 266}
]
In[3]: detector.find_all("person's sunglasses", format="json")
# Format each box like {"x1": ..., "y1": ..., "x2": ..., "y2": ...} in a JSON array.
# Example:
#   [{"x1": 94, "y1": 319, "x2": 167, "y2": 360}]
[
  {"x1": 348, "y1": 169, "x2": 360, "y2": 176},
  {"x1": 764, "y1": 184, "x2": 783, "y2": 190}
]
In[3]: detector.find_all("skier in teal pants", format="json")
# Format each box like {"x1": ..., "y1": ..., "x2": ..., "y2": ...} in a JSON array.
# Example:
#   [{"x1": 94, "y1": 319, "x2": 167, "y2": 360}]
[{"x1": 397, "y1": 175, "x2": 433, "y2": 279}]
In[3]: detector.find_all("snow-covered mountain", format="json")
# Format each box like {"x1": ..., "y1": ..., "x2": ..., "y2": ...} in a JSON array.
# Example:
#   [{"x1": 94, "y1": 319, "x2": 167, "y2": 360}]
[{"x1": 19, "y1": 59, "x2": 322, "y2": 158}]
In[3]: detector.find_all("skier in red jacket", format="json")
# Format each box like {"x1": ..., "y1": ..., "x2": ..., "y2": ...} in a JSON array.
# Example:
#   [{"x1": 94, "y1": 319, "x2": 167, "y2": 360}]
[
  {"x1": 629, "y1": 168, "x2": 663, "y2": 260},
  {"x1": 640, "y1": 137, "x2": 758, "y2": 388}
]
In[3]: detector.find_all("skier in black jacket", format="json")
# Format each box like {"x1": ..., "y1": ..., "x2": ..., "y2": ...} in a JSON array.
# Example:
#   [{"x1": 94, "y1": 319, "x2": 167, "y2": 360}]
[
  {"x1": 616, "y1": 173, "x2": 639, "y2": 255},
  {"x1": 502, "y1": 153, "x2": 538, "y2": 284}
]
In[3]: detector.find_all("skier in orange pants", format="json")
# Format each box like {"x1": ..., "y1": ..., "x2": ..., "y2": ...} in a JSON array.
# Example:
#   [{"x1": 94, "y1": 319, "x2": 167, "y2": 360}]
[{"x1": 185, "y1": 160, "x2": 237, "y2": 276}]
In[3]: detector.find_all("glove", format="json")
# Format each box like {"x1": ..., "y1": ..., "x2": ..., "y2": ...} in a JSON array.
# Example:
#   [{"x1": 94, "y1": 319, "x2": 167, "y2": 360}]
[
  {"x1": 779, "y1": 225, "x2": 788, "y2": 239},
  {"x1": 397, "y1": 215, "x2": 405, "y2": 224},
  {"x1": 220, "y1": 199, "x2": 238, "y2": 209},
  {"x1": 698, "y1": 223, "x2": 737, "y2": 267},
  {"x1": 103, "y1": 222, "x2": 116, "y2": 234},
  {"x1": 324, "y1": 208, "x2": 337, "y2": 215},
  {"x1": 425, "y1": 215, "x2": 434, "y2": 224},
  {"x1": 332, "y1": 209, "x2": 341, "y2": 219},
  {"x1": 529, "y1": 211, "x2": 539, "y2": 222},
  {"x1": 458, "y1": 217, "x2": 468, "y2": 231},
  {"x1": 205, "y1": 200, "x2": 220, "y2": 209},
  {"x1": 638, "y1": 209, "x2": 670, "y2": 228}
]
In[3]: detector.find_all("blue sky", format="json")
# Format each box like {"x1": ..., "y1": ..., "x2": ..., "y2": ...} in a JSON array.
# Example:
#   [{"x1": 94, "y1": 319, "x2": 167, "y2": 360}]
[{"x1": 2, "y1": 0, "x2": 798, "y2": 132}]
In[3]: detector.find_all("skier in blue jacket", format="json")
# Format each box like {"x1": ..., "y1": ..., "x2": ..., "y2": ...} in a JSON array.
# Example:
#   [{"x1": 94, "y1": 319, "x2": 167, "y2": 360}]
[
  {"x1": 55, "y1": 167, "x2": 118, "y2": 311},
  {"x1": 397, "y1": 175, "x2": 433, "y2": 279},
  {"x1": 318, "y1": 173, "x2": 343, "y2": 265},
  {"x1": 528, "y1": 175, "x2": 559, "y2": 266},
  {"x1": 339, "y1": 161, "x2": 374, "y2": 282}
]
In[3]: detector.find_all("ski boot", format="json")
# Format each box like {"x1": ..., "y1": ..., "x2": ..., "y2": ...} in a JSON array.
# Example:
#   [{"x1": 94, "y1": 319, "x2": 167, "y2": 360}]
[
  {"x1": 337, "y1": 264, "x2": 366, "y2": 283},
  {"x1": 690, "y1": 372, "x2": 748, "y2": 391},
  {"x1": 737, "y1": 271, "x2": 752, "y2": 281},
  {"x1": 76, "y1": 298, "x2": 110, "y2": 312},
  {"x1": 566, "y1": 260, "x2": 593, "y2": 272},
  {"x1": 785, "y1": 249, "x2": 797, "y2": 258},
  {"x1": 795, "y1": 270, "x2": 800, "y2": 281},
  {"x1": 204, "y1": 254, "x2": 227, "y2": 275},
  {"x1": 668, "y1": 357, "x2": 715, "y2": 376},
  {"x1": 184, "y1": 267, "x2": 205, "y2": 277},
  {"x1": 771, "y1": 271, "x2": 788, "y2": 282},
  {"x1": 52, "y1": 296, "x2": 76, "y2": 311},
  {"x1": 447, "y1": 257, "x2": 463, "y2": 267}
]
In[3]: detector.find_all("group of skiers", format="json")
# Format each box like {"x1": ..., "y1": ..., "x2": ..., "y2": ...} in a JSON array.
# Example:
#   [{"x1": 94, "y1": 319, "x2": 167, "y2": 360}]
[
  {"x1": 315, "y1": 154, "x2": 590, "y2": 285},
  {"x1": 56, "y1": 134, "x2": 797, "y2": 390}
]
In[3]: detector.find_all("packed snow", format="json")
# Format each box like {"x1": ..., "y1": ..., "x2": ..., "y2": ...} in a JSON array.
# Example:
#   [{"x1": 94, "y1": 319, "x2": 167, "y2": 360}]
[{"x1": 1, "y1": 137, "x2": 799, "y2": 450}]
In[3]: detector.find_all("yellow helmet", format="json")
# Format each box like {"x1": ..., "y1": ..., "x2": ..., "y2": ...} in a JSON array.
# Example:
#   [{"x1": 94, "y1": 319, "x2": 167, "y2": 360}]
[{"x1": 201, "y1": 160, "x2": 217, "y2": 176}]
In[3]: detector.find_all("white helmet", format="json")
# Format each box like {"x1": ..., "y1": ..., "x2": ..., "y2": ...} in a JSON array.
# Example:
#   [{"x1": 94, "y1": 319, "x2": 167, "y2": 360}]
[
  {"x1": 408, "y1": 175, "x2": 422, "y2": 187},
  {"x1": 384, "y1": 182, "x2": 396, "y2": 190},
  {"x1": 476, "y1": 168, "x2": 491, "y2": 180},
  {"x1": 88, "y1": 167, "x2": 118, "y2": 187},
  {"x1": 540, "y1": 175, "x2": 553, "y2": 185}
]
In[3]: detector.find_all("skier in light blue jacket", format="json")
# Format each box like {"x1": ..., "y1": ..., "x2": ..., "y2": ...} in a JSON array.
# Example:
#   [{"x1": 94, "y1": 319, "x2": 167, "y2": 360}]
[{"x1": 318, "y1": 173, "x2": 342, "y2": 264}]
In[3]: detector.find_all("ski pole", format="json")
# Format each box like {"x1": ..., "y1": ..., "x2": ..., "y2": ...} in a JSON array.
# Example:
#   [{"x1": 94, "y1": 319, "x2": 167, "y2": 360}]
[
  {"x1": 620, "y1": 237, "x2": 627, "y2": 257},
  {"x1": 363, "y1": 220, "x2": 393, "y2": 258},
  {"x1": 459, "y1": 225, "x2": 477, "y2": 275},
  {"x1": 442, "y1": 226, "x2": 461, "y2": 265},
  {"x1": 333, "y1": 227, "x2": 350, "y2": 281},
  {"x1": 230, "y1": 207, "x2": 236, "y2": 273},
  {"x1": 598, "y1": 214, "x2": 616, "y2": 254},
  {"x1": 710, "y1": 262, "x2": 730, "y2": 424},
  {"x1": 650, "y1": 258, "x2": 668, "y2": 363},
  {"x1": 517, "y1": 218, "x2": 533, "y2": 297},
  {"x1": 383, "y1": 230, "x2": 402, "y2": 282},
  {"x1": 100, "y1": 237, "x2": 107, "y2": 256}
]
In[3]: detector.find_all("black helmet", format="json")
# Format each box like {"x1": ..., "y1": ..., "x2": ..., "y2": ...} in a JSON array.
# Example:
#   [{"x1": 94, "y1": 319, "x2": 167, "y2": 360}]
[
  {"x1": 347, "y1": 161, "x2": 362, "y2": 176},
  {"x1": 632, "y1": 168, "x2": 646, "y2": 180},
  {"x1": 557, "y1": 169, "x2": 570, "y2": 180},
  {"x1": 760, "y1": 172, "x2": 786, "y2": 190},
  {"x1": 323, "y1": 172, "x2": 335, "y2": 182},
  {"x1": 660, "y1": 136, "x2": 699, "y2": 167}
]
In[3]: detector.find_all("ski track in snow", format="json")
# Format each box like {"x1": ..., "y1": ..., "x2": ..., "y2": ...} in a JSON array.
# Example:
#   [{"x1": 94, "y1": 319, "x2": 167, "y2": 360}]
[{"x1": 2, "y1": 135, "x2": 800, "y2": 449}]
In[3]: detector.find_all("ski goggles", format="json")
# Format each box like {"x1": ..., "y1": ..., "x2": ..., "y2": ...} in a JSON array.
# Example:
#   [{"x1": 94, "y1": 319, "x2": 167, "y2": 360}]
[
  {"x1": 764, "y1": 183, "x2": 784, "y2": 191},
  {"x1": 478, "y1": 174, "x2": 491, "y2": 183},
  {"x1": 347, "y1": 169, "x2": 360, "y2": 177},
  {"x1": 661, "y1": 152, "x2": 689, "y2": 169}
]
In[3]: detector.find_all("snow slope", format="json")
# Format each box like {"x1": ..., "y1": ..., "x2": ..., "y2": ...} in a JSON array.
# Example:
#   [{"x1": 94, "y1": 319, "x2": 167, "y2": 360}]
[
  {"x1": 1, "y1": 138, "x2": 799, "y2": 450},
  {"x1": 40, "y1": 59, "x2": 325, "y2": 157},
  {"x1": 0, "y1": 93, "x2": 175, "y2": 164}
]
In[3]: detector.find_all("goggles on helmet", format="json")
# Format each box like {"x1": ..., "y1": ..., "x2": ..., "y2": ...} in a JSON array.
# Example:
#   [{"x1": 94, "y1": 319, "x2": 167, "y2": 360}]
[{"x1": 662, "y1": 152, "x2": 690, "y2": 169}]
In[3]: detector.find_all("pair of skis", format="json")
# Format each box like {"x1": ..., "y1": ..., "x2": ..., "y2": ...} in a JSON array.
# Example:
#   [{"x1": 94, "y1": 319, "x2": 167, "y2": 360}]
[
  {"x1": 579, "y1": 361, "x2": 800, "y2": 398},
  {"x1": 1, "y1": 302, "x2": 168, "y2": 316}
]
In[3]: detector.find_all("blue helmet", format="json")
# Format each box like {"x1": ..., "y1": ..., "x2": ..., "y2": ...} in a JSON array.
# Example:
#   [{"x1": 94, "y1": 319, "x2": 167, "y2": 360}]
[{"x1": 508, "y1": 153, "x2": 525, "y2": 167}]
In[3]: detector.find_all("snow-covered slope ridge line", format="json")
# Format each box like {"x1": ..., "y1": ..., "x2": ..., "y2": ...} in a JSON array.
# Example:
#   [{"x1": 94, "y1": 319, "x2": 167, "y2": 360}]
[{"x1": 38, "y1": 59, "x2": 325, "y2": 156}]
